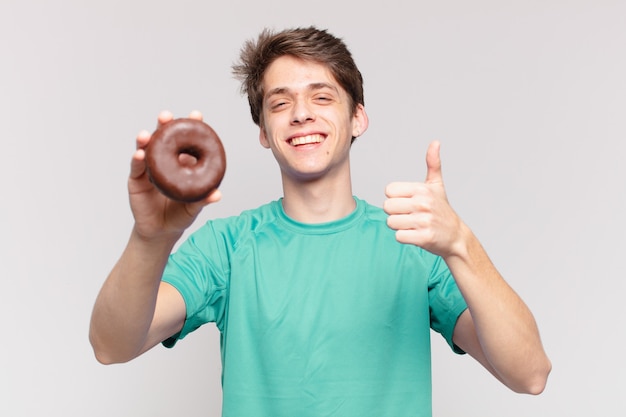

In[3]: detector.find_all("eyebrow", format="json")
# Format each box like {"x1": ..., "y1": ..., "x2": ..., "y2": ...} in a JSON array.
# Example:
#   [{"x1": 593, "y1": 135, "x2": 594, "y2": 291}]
[{"x1": 265, "y1": 82, "x2": 339, "y2": 99}]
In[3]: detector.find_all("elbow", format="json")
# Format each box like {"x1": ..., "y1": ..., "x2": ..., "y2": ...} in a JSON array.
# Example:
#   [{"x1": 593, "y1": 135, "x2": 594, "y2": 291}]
[
  {"x1": 521, "y1": 376, "x2": 548, "y2": 396},
  {"x1": 90, "y1": 338, "x2": 120, "y2": 365},
  {"x1": 91, "y1": 344, "x2": 134, "y2": 365},
  {"x1": 529, "y1": 359, "x2": 552, "y2": 395},
  {"x1": 91, "y1": 342, "x2": 126, "y2": 365},
  {"x1": 512, "y1": 358, "x2": 552, "y2": 395},
  {"x1": 89, "y1": 330, "x2": 134, "y2": 365},
  {"x1": 92, "y1": 350, "x2": 117, "y2": 366}
]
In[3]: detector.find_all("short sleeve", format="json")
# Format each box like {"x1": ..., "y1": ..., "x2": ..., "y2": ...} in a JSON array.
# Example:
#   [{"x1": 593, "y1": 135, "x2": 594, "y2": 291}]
[
  {"x1": 161, "y1": 223, "x2": 229, "y2": 347},
  {"x1": 428, "y1": 255, "x2": 468, "y2": 354}
]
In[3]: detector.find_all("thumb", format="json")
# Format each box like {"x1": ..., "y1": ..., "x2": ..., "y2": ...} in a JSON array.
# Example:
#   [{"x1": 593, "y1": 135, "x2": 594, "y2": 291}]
[{"x1": 425, "y1": 140, "x2": 443, "y2": 184}]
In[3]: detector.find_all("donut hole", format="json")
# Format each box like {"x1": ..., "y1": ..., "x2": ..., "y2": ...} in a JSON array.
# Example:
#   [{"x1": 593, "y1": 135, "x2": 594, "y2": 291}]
[{"x1": 178, "y1": 147, "x2": 203, "y2": 167}]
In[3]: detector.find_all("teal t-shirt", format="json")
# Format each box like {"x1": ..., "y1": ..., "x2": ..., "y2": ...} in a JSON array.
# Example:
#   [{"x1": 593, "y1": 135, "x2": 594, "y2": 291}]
[{"x1": 162, "y1": 197, "x2": 467, "y2": 417}]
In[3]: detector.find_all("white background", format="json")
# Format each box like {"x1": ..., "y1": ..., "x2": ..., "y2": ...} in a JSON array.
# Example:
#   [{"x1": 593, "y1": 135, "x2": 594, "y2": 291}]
[{"x1": 1, "y1": 1, "x2": 625, "y2": 416}]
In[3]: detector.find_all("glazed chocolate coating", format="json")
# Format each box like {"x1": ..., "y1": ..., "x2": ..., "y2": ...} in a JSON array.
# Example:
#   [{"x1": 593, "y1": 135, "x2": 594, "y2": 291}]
[{"x1": 145, "y1": 118, "x2": 226, "y2": 202}]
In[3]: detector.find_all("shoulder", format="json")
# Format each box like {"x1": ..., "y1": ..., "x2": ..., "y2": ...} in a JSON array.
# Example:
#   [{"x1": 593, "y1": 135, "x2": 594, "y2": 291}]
[
  {"x1": 197, "y1": 200, "x2": 281, "y2": 244},
  {"x1": 355, "y1": 197, "x2": 400, "y2": 239},
  {"x1": 213, "y1": 200, "x2": 279, "y2": 229},
  {"x1": 358, "y1": 198, "x2": 388, "y2": 222}
]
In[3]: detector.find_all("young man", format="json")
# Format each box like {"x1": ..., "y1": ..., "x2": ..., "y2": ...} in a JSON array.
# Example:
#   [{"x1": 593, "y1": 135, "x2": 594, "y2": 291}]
[{"x1": 90, "y1": 27, "x2": 551, "y2": 416}]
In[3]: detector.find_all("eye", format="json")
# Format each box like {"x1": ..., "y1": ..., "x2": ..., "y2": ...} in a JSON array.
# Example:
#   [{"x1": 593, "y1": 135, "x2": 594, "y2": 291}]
[
  {"x1": 271, "y1": 100, "x2": 288, "y2": 110},
  {"x1": 314, "y1": 94, "x2": 333, "y2": 104}
]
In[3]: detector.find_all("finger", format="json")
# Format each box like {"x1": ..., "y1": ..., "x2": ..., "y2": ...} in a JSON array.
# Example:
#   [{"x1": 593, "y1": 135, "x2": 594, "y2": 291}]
[
  {"x1": 425, "y1": 140, "x2": 443, "y2": 184},
  {"x1": 385, "y1": 182, "x2": 420, "y2": 198},
  {"x1": 129, "y1": 148, "x2": 147, "y2": 179},
  {"x1": 190, "y1": 188, "x2": 222, "y2": 204},
  {"x1": 394, "y1": 229, "x2": 434, "y2": 246},
  {"x1": 136, "y1": 129, "x2": 151, "y2": 150},
  {"x1": 386, "y1": 213, "x2": 420, "y2": 231},
  {"x1": 186, "y1": 189, "x2": 222, "y2": 212},
  {"x1": 383, "y1": 195, "x2": 430, "y2": 215},
  {"x1": 204, "y1": 189, "x2": 222, "y2": 204},
  {"x1": 132, "y1": 130, "x2": 152, "y2": 178},
  {"x1": 188, "y1": 110, "x2": 203, "y2": 121},
  {"x1": 209, "y1": 188, "x2": 222, "y2": 201},
  {"x1": 157, "y1": 110, "x2": 174, "y2": 128},
  {"x1": 387, "y1": 216, "x2": 436, "y2": 247}
]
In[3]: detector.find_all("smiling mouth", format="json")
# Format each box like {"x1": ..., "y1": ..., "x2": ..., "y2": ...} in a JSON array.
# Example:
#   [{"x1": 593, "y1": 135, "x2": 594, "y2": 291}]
[{"x1": 289, "y1": 134, "x2": 324, "y2": 146}]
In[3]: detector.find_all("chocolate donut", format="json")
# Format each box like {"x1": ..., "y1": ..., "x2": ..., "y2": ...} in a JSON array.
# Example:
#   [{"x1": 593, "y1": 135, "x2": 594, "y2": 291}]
[{"x1": 145, "y1": 118, "x2": 226, "y2": 202}]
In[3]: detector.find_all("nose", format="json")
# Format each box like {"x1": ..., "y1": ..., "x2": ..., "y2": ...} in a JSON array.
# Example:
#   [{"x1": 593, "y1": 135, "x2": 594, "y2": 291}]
[{"x1": 291, "y1": 99, "x2": 315, "y2": 124}]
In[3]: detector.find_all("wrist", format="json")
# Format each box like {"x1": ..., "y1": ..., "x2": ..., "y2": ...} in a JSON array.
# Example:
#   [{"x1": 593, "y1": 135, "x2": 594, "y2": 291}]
[
  {"x1": 443, "y1": 222, "x2": 475, "y2": 264},
  {"x1": 130, "y1": 224, "x2": 182, "y2": 251}
]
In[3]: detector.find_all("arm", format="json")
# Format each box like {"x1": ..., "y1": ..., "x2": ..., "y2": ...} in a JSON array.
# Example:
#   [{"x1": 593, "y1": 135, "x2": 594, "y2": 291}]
[
  {"x1": 447, "y1": 229, "x2": 551, "y2": 394},
  {"x1": 89, "y1": 230, "x2": 185, "y2": 364},
  {"x1": 89, "y1": 111, "x2": 221, "y2": 364},
  {"x1": 384, "y1": 141, "x2": 551, "y2": 394}
]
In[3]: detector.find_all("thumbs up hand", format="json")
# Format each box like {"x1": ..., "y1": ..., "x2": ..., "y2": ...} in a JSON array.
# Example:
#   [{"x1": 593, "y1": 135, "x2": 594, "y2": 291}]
[{"x1": 384, "y1": 141, "x2": 465, "y2": 258}]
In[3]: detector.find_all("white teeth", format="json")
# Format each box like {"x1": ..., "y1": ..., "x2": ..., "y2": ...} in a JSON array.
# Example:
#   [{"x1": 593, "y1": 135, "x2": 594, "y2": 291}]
[{"x1": 290, "y1": 134, "x2": 323, "y2": 146}]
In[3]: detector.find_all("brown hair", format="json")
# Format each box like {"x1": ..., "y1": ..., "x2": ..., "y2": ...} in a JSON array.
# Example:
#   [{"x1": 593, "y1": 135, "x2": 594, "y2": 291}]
[{"x1": 232, "y1": 26, "x2": 364, "y2": 127}]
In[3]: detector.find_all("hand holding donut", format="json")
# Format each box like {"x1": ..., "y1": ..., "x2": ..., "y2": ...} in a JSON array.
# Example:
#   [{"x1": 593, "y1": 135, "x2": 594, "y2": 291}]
[
  {"x1": 383, "y1": 141, "x2": 466, "y2": 259},
  {"x1": 128, "y1": 110, "x2": 225, "y2": 239}
]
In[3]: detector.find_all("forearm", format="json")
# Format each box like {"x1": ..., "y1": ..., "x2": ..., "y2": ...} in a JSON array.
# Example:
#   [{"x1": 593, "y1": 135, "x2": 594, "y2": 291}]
[
  {"x1": 89, "y1": 227, "x2": 180, "y2": 364},
  {"x1": 445, "y1": 224, "x2": 551, "y2": 394}
]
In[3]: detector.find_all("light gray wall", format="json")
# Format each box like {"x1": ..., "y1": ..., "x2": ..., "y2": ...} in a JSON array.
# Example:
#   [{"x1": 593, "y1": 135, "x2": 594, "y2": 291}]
[{"x1": 1, "y1": 1, "x2": 624, "y2": 416}]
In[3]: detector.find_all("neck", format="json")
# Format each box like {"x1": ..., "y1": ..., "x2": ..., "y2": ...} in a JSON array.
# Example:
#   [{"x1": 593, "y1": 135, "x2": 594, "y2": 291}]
[{"x1": 280, "y1": 172, "x2": 355, "y2": 224}]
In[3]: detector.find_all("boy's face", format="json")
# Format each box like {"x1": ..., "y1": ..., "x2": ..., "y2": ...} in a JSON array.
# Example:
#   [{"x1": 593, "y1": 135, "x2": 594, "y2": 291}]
[{"x1": 259, "y1": 55, "x2": 367, "y2": 183}]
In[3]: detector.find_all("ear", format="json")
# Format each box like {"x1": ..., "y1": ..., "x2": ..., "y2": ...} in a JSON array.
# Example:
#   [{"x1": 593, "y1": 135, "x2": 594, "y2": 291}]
[
  {"x1": 352, "y1": 104, "x2": 369, "y2": 138},
  {"x1": 259, "y1": 126, "x2": 271, "y2": 149}
]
